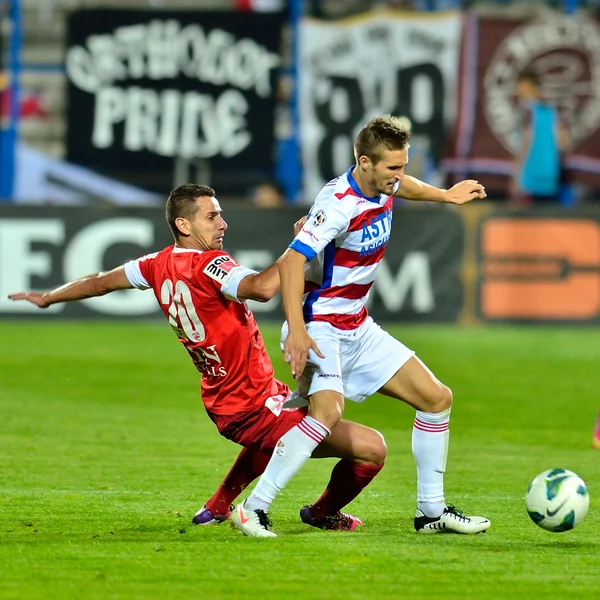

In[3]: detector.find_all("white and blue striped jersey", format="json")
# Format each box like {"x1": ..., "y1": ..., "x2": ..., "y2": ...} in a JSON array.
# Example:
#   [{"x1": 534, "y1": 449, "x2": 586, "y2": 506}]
[{"x1": 290, "y1": 167, "x2": 398, "y2": 330}]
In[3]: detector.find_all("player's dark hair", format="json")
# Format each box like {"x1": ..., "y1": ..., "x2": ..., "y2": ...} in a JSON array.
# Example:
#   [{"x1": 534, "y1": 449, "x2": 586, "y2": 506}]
[
  {"x1": 517, "y1": 69, "x2": 541, "y2": 88},
  {"x1": 166, "y1": 184, "x2": 215, "y2": 240},
  {"x1": 354, "y1": 115, "x2": 411, "y2": 165}
]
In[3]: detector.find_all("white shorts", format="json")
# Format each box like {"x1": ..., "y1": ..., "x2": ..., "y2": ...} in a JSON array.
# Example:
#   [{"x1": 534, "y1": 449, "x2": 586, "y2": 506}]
[{"x1": 280, "y1": 317, "x2": 415, "y2": 404}]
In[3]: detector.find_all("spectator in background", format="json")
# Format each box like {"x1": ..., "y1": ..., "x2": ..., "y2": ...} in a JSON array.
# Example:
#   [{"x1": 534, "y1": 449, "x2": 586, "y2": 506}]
[
  {"x1": 252, "y1": 181, "x2": 286, "y2": 208},
  {"x1": 0, "y1": 73, "x2": 7, "y2": 119},
  {"x1": 509, "y1": 70, "x2": 570, "y2": 207}
]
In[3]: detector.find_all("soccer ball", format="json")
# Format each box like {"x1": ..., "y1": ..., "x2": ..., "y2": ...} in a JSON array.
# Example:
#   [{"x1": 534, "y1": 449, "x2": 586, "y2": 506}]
[{"x1": 525, "y1": 468, "x2": 589, "y2": 532}]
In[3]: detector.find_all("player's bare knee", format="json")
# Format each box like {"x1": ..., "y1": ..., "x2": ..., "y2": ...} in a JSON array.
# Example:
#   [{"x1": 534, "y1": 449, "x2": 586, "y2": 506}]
[
  {"x1": 368, "y1": 430, "x2": 387, "y2": 465},
  {"x1": 424, "y1": 383, "x2": 452, "y2": 413},
  {"x1": 318, "y1": 405, "x2": 343, "y2": 430},
  {"x1": 309, "y1": 394, "x2": 344, "y2": 430},
  {"x1": 443, "y1": 385, "x2": 453, "y2": 410},
  {"x1": 435, "y1": 384, "x2": 452, "y2": 411},
  {"x1": 354, "y1": 429, "x2": 386, "y2": 465}
]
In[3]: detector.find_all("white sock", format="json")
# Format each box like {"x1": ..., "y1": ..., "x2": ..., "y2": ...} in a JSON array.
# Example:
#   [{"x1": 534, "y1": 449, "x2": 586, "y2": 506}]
[
  {"x1": 412, "y1": 409, "x2": 450, "y2": 518},
  {"x1": 244, "y1": 416, "x2": 330, "y2": 512}
]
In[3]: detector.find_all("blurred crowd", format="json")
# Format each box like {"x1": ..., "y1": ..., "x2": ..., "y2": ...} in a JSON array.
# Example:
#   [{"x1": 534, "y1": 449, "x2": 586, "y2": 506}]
[{"x1": 2, "y1": 0, "x2": 600, "y2": 207}]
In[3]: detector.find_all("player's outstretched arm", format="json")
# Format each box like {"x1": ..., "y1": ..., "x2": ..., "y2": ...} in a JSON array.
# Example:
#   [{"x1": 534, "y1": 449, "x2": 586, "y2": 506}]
[
  {"x1": 8, "y1": 266, "x2": 133, "y2": 308},
  {"x1": 396, "y1": 175, "x2": 487, "y2": 205}
]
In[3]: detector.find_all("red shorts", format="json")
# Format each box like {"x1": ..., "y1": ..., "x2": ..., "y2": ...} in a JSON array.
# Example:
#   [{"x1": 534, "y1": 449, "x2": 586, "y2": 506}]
[{"x1": 207, "y1": 404, "x2": 308, "y2": 454}]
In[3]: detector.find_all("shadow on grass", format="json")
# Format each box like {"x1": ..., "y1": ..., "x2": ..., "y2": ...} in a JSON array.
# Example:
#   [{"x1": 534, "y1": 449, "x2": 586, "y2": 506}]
[{"x1": 473, "y1": 538, "x2": 599, "y2": 552}]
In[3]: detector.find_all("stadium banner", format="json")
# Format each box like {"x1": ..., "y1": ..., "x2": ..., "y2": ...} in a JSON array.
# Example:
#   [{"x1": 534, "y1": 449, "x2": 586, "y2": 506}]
[
  {"x1": 444, "y1": 13, "x2": 600, "y2": 194},
  {"x1": 64, "y1": 10, "x2": 282, "y2": 194},
  {"x1": 477, "y1": 211, "x2": 600, "y2": 323},
  {"x1": 299, "y1": 11, "x2": 464, "y2": 201},
  {"x1": 0, "y1": 206, "x2": 464, "y2": 322}
]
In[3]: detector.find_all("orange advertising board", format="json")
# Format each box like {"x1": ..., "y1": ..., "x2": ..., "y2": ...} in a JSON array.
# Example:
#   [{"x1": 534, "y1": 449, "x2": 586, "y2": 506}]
[{"x1": 478, "y1": 218, "x2": 600, "y2": 321}]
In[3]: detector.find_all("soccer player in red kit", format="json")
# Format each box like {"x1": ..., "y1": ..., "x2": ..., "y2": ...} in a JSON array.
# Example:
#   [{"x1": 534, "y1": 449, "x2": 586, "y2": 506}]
[{"x1": 8, "y1": 184, "x2": 386, "y2": 537}]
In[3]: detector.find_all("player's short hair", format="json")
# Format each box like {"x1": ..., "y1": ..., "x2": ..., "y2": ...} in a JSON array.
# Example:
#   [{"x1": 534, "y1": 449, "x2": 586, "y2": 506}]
[
  {"x1": 354, "y1": 115, "x2": 411, "y2": 165},
  {"x1": 517, "y1": 69, "x2": 541, "y2": 88},
  {"x1": 166, "y1": 184, "x2": 215, "y2": 240}
]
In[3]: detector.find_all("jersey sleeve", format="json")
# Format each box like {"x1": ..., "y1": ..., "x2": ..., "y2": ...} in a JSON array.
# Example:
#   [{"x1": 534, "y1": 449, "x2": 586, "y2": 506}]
[
  {"x1": 289, "y1": 195, "x2": 351, "y2": 261},
  {"x1": 202, "y1": 253, "x2": 257, "y2": 303},
  {"x1": 123, "y1": 252, "x2": 159, "y2": 290}
]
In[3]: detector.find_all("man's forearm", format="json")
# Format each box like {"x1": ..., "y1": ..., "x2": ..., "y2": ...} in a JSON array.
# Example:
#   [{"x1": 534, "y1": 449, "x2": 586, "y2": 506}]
[
  {"x1": 238, "y1": 263, "x2": 280, "y2": 302},
  {"x1": 397, "y1": 175, "x2": 447, "y2": 203},
  {"x1": 278, "y1": 255, "x2": 306, "y2": 330},
  {"x1": 41, "y1": 267, "x2": 132, "y2": 305},
  {"x1": 40, "y1": 273, "x2": 110, "y2": 305}
]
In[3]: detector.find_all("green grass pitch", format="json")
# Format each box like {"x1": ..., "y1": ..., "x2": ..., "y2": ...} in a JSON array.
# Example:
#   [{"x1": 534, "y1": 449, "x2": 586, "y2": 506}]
[{"x1": 1, "y1": 321, "x2": 599, "y2": 599}]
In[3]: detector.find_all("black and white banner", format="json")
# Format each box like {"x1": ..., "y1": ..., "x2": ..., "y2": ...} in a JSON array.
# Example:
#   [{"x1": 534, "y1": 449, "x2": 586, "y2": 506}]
[
  {"x1": 300, "y1": 11, "x2": 463, "y2": 200},
  {"x1": 65, "y1": 11, "x2": 282, "y2": 192},
  {"x1": 0, "y1": 206, "x2": 463, "y2": 322}
]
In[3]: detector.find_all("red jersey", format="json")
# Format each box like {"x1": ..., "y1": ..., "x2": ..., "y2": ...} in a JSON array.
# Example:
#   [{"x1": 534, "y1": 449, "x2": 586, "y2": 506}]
[{"x1": 124, "y1": 245, "x2": 287, "y2": 416}]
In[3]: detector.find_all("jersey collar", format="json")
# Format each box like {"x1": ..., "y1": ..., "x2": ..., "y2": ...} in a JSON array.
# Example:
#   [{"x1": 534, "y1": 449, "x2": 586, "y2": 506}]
[
  {"x1": 173, "y1": 246, "x2": 204, "y2": 254},
  {"x1": 346, "y1": 166, "x2": 383, "y2": 204}
]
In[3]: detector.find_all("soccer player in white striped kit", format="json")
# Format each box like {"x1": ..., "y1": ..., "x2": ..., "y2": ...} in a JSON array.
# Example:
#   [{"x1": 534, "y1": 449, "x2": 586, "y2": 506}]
[{"x1": 232, "y1": 115, "x2": 491, "y2": 536}]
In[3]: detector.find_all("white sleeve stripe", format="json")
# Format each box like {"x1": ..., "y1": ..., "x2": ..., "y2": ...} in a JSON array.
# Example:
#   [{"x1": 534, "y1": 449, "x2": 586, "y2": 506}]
[
  {"x1": 123, "y1": 260, "x2": 151, "y2": 290},
  {"x1": 221, "y1": 266, "x2": 258, "y2": 302}
]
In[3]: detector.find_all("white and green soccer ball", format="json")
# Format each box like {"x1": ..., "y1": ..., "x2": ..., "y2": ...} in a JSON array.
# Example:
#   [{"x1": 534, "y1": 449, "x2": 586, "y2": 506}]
[{"x1": 525, "y1": 469, "x2": 589, "y2": 532}]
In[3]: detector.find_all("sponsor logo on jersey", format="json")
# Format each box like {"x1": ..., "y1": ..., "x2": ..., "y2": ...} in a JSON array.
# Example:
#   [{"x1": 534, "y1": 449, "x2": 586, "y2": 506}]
[
  {"x1": 300, "y1": 228, "x2": 320, "y2": 243},
  {"x1": 203, "y1": 255, "x2": 235, "y2": 282},
  {"x1": 359, "y1": 235, "x2": 390, "y2": 257},
  {"x1": 360, "y1": 210, "x2": 392, "y2": 242}
]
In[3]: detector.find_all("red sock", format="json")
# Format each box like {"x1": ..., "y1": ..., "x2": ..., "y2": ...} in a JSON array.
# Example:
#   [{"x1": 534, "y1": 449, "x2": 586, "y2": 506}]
[
  {"x1": 205, "y1": 447, "x2": 271, "y2": 515},
  {"x1": 311, "y1": 460, "x2": 384, "y2": 519}
]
